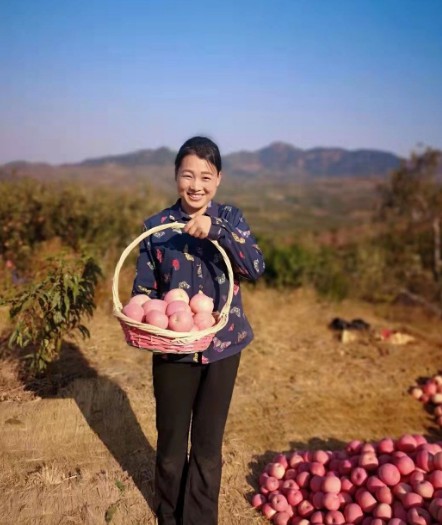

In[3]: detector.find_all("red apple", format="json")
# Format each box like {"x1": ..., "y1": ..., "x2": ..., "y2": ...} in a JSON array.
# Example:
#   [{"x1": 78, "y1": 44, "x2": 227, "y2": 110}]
[
  {"x1": 273, "y1": 453, "x2": 289, "y2": 470},
  {"x1": 396, "y1": 434, "x2": 417, "y2": 453},
  {"x1": 407, "y1": 506, "x2": 431, "y2": 525},
  {"x1": 273, "y1": 511, "x2": 292, "y2": 525},
  {"x1": 144, "y1": 309, "x2": 169, "y2": 329},
  {"x1": 288, "y1": 452, "x2": 304, "y2": 469},
  {"x1": 366, "y1": 475, "x2": 386, "y2": 493},
  {"x1": 355, "y1": 490, "x2": 377, "y2": 513},
  {"x1": 193, "y1": 311, "x2": 216, "y2": 330},
  {"x1": 167, "y1": 310, "x2": 194, "y2": 332},
  {"x1": 122, "y1": 302, "x2": 144, "y2": 322},
  {"x1": 286, "y1": 488, "x2": 303, "y2": 506},
  {"x1": 402, "y1": 492, "x2": 423, "y2": 510},
  {"x1": 270, "y1": 493, "x2": 289, "y2": 512},
  {"x1": 322, "y1": 475, "x2": 341, "y2": 494},
  {"x1": 261, "y1": 502, "x2": 277, "y2": 520},
  {"x1": 413, "y1": 481, "x2": 434, "y2": 499},
  {"x1": 268, "y1": 462, "x2": 286, "y2": 480},
  {"x1": 189, "y1": 291, "x2": 214, "y2": 313},
  {"x1": 372, "y1": 503, "x2": 392, "y2": 520},
  {"x1": 281, "y1": 479, "x2": 299, "y2": 494},
  {"x1": 165, "y1": 300, "x2": 191, "y2": 316},
  {"x1": 375, "y1": 485, "x2": 393, "y2": 504},
  {"x1": 312, "y1": 450, "x2": 330, "y2": 465},
  {"x1": 359, "y1": 452, "x2": 378, "y2": 471},
  {"x1": 343, "y1": 502, "x2": 363, "y2": 524},
  {"x1": 377, "y1": 438, "x2": 395, "y2": 454},
  {"x1": 163, "y1": 288, "x2": 190, "y2": 304},
  {"x1": 297, "y1": 499, "x2": 315, "y2": 517},
  {"x1": 324, "y1": 510, "x2": 345, "y2": 525},
  {"x1": 428, "y1": 469, "x2": 442, "y2": 489},
  {"x1": 312, "y1": 491, "x2": 324, "y2": 509},
  {"x1": 128, "y1": 293, "x2": 151, "y2": 305},
  {"x1": 394, "y1": 455, "x2": 415, "y2": 476},
  {"x1": 434, "y1": 451, "x2": 442, "y2": 470},
  {"x1": 323, "y1": 492, "x2": 340, "y2": 511},
  {"x1": 143, "y1": 299, "x2": 167, "y2": 315},
  {"x1": 310, "y1": 510, "x2": 325, "y2": 524},
  {"x1": 264, "y1": 476, "x2": 280, "y2": 492},
  {"x1": 351, "y1": 467, "x2": 368, "y2": 487},
  {"x1": 378, "y1": 463, "x2": 401, "y2": 486},
  {"x1": 251, "y1": 493, "x2": 266, "y2": 508},
  {"x1": 310, "y1": 475, "x2": 324, "y2": 493}
]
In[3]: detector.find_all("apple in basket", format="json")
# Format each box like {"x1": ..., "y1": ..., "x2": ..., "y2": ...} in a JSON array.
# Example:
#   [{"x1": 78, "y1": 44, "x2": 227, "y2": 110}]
[
  {"x1": 189, "y1": 291, "x2": 214, "y2": 314},
  {"x1": 122, "y1": 302, "x2": 144, "y2": 322},
  {"x1": 128, "y1": 294, "x2": 151, "y2": 306},
  {"x1": 193, "y1": 312, "x2": 216, "y2": 330},
  {"x1": 142, "y1": 299, "x2": 167, "y2": 315},
  {"x1": 164, "y1": 288, "x2": 190, "y2": 304},
  {"x1": 166, "y1": 300, "x2": 192, "y2": 316},
  {"x1": 144, "y1": 309, "x2": 169, "y2": 329},
  {"x1": 168, "y1": 310, "x2": 194, "y2": 332}
]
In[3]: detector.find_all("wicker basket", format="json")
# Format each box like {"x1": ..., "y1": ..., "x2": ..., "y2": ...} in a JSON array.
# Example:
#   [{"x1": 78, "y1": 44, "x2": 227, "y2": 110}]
[{"x1": 112, "y1": 221, "x2": 234, "y2": 353}]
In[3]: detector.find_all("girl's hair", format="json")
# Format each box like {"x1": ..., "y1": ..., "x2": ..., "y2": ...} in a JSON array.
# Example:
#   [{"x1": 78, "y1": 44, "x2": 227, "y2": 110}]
[{"x1": 175, "y1": 136, "x2": 222, "y2": 175}]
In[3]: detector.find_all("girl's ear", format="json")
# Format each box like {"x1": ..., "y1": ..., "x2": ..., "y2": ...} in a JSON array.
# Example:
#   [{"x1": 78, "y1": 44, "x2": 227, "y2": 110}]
[{"x1": 216, "y1": 171, "x2": 222, "y2": 187}]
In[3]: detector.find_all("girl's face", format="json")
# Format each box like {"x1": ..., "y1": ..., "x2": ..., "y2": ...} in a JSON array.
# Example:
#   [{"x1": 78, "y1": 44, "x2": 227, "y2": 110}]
[{"x1": 176, "y1": 154, "x2": 222, "y2": 216}]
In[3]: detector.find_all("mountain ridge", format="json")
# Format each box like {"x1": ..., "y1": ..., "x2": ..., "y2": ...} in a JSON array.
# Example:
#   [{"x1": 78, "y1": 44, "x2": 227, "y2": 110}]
[{"x1": 0, "y1": 142, "x2": 403, "y2": 183}]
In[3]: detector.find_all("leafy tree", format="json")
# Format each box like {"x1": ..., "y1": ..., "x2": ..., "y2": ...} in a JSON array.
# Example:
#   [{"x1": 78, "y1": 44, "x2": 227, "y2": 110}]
[
  {"x1": 378, "y1": 147, "x2": 442, "y2": 283},
  {"x1": 2, "y1": 253, "x2": 102, "y2": 375}
]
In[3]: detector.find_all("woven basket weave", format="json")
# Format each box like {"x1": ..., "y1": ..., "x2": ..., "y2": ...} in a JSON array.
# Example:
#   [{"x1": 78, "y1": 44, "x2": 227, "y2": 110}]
[{"x1": 113, "y1": 221, "x2": 234, "y2": 353}]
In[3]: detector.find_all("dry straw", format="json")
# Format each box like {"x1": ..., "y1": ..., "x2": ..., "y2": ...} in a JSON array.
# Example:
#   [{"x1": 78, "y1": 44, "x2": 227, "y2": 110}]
[{"x1": 113, "y1": 222, "x2": 234, "y2": 353}]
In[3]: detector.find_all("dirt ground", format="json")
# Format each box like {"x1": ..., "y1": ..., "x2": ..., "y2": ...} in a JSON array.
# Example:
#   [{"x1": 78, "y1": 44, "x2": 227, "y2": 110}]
[{"x1": 0, "y1": 286, "x2": 441, "y2": 525}]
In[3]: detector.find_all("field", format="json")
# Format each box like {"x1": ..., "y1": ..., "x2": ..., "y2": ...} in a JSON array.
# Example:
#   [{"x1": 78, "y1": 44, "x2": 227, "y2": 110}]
[{"x1": 1, "y1": 286, "x2": 441, "y2": 525}]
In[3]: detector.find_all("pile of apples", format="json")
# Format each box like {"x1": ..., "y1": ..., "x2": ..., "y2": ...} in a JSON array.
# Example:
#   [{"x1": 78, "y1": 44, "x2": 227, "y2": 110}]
[
  {"x1": 409, "y1": 373, "x2": 442, "y2": 428},
  {"x1": 121, "y1": 288, "x2": 217, "y2": 332},
  {"x1": 251, "y1": 434, "x2": 442, "y2": 525}
]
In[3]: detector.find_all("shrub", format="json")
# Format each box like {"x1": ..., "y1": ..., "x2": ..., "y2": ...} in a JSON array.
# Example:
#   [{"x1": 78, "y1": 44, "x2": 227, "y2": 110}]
[{"x1": 2, "y1": 253, "x2": 102, "y2": 375}]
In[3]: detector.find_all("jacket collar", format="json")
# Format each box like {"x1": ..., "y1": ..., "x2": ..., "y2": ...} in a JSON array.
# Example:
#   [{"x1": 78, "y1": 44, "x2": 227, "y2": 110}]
[{"x1": 168, "y1": 199, "x2": 219, "y2": 221}]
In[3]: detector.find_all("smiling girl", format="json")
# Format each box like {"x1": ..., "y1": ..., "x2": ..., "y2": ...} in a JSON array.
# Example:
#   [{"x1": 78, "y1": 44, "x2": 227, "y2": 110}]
[{"x1": 132, "y1": 136, "x2": 265, "y2": 525}]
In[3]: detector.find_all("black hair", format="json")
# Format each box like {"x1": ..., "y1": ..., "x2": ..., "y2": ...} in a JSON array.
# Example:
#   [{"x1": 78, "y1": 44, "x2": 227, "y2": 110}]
[{"x1": 174, "y1": 136, "x2": 222, "y2": 175}]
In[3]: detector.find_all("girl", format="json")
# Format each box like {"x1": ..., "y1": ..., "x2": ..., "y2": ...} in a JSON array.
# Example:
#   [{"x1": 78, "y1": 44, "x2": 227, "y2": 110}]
[{"x1": 132, "y1": 136, "x2": 265, "y2": 525}]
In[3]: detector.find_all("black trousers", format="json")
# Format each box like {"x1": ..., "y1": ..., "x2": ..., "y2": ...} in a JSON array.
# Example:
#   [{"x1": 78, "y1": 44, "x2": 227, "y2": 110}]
[{"x1": 152, "y1": 351, "x2": 241, "y2": 525}]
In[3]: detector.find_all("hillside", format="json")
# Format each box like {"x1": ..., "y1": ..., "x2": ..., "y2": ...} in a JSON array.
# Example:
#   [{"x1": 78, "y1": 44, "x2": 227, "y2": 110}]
[{"x1": 0, "y1": 143, "x2": 402, "y2": 241}]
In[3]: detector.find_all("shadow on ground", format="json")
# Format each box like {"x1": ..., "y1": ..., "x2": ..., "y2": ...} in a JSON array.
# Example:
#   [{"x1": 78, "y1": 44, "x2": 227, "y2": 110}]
[{"x1": 1, "y1": 336, "x2": 156, "y2": 515}]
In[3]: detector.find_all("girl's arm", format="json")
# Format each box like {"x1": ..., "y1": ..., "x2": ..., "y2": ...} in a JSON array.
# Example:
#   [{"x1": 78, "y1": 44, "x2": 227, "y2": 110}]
[{"x1": 208, "y1": 205, "x2": 265, "y2": 281}]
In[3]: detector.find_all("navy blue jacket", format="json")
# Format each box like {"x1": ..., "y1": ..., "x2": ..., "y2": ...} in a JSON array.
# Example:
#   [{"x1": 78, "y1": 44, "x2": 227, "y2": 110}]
[{"x1": 132, "y1": 199, "x2": 265, "y2": 363}]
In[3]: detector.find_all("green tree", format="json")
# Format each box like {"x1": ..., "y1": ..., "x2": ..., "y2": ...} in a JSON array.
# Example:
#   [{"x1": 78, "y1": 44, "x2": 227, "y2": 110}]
[
  {"x1": 378, "y1": 147, "x2": 442, "y2": 283},
  {"x1": 2, "y1": 253, "x2": 102, "y2": 375}
]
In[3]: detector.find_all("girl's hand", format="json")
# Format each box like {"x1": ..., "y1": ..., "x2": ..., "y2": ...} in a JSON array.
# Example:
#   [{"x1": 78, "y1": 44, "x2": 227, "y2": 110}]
[{"x1": 183, "y1": 215, "x2": 211, "y2": 239}]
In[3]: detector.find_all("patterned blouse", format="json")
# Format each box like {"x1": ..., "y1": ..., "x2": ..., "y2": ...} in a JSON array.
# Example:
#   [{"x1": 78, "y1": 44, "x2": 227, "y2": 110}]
[{"x1": 132, "y1": 199, "x2": 265, "y2": 364}]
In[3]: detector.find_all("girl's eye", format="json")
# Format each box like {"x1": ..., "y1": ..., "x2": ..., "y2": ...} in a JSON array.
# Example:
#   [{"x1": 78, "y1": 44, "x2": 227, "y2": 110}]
[{"x1": 203, "y1": 177, "x2": 211, "y2": 182}]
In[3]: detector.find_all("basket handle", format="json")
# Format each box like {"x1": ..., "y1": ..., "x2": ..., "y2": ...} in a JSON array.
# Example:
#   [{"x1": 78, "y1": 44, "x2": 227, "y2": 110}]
[{"x1": 112, "y1": 221, "x2": 235, "y2": 328}]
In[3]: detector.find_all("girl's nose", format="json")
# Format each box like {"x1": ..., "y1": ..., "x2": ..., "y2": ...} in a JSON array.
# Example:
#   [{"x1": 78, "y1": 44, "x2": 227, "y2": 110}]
[{"x1": 190, "y1": 178, "x2": 202, "y2": 190}]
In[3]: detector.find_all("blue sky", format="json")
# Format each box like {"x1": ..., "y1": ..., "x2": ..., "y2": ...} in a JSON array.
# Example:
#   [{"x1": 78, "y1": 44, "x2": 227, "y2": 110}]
[{"x1": 1, "y1": 0, "x2": 442, "y2": 163}]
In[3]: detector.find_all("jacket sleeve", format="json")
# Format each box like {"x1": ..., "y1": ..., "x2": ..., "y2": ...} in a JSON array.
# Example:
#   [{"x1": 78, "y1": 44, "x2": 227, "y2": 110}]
[
  {"x1": 131, "y1": 220, "x2": 161, "y2": 298},
  {"x1": 207, "y1": 205, "x2": 265, "y2": 281}
]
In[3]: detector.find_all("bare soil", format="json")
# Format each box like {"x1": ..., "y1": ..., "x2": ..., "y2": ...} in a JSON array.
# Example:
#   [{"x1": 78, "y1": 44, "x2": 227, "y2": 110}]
[{"x1": 0, "y1": 287, "x2": 441, "y2": 525}]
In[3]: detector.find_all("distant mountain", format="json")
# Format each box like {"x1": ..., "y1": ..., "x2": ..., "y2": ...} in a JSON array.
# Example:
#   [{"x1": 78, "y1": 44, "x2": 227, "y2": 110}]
[
  {"x1": 223, "y1": 142, "x2": 401, "y2": 179},
  {"x1": 76, "y1": 146, "x2": 175, "y2": 168},
  {"x1": 0, "y1": 142, "x2": 403, "y2": 185}
]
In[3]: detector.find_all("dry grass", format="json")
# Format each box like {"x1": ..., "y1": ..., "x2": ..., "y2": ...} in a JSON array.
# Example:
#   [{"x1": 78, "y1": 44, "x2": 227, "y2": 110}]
[{"x1": 0, "y1": 287, "x2": 441, "y2": 524}]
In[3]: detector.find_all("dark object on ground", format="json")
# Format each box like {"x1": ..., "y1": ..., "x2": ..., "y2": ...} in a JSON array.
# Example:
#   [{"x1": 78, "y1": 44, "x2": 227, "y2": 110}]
[
  {"x1": 348, "y1": 318, "x2": 371, "y2": 331},
  {"x1": 329, "y1": 317, "x2": 370, "y2": 331},
  {"x1": 329, "y1": 318, "x2": 350, "y2": 331}
]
